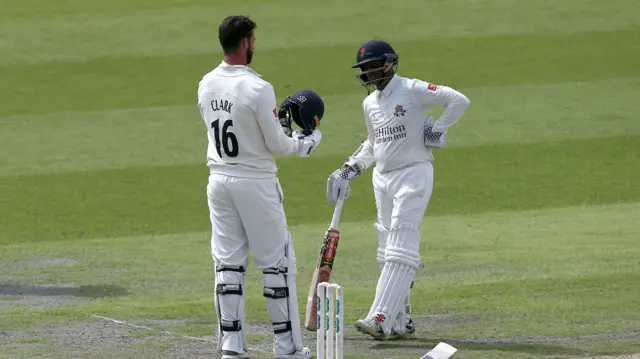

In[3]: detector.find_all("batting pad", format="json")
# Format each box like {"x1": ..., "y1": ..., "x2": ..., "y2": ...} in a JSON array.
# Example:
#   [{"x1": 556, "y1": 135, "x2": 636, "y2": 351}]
[
  {"x1": 369, "y1": 224, "x2": 421, "y2": 334},
  {"x1": 262, "y1": 231, "x2": 304, "y2": 355},
  {"x1": 215, "y1": 264, "x2": 248, "y2": 355},
  {"x1": 374, "y1": 223, "x2": 389, "y2": 271},
  {"x1": 368, "y1": 223, "x2": 390, "y2": 319}
]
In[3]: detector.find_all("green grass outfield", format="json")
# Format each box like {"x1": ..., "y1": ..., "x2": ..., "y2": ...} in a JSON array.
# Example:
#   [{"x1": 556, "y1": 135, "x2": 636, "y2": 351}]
[{"x1": 1, "y1": 0, "x2": 639, "y2": 358}]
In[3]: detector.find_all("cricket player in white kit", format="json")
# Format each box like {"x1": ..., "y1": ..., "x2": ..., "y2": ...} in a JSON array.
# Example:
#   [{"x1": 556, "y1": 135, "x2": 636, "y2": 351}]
[
  {"x1": 198, "y1": 16, "x2": 324, "y2": 359},
  {"x1": 326, "y1": 40, "x2": 471, "y2": 340}
]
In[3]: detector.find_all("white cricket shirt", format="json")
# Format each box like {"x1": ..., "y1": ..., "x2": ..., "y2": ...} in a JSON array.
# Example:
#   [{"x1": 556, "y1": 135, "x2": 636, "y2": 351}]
[
  {"x1": 197, "y1": 61, "x2": 302, "y2": 178},
  {"x1": 351, "y1": 75, "x2": 470, "y2": 173}
]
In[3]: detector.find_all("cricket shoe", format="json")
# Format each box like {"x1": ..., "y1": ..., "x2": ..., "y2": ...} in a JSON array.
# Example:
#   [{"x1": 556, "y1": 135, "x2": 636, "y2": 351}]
[
  {"x1": 355, "y1": 317, "x2": 416, "y2": 341},
  {"x1": 355, "y1": 318, "x2": 388, "y2": 341},
  {"x1": 221, "y1": 350, "x2": 249, "y2": 359},
  {"x1": 387, "y1": 318, "x2": 416, "y2": 340},
  {"x1": 274, "y1": 347, "x2": 313, "y2": 359}
]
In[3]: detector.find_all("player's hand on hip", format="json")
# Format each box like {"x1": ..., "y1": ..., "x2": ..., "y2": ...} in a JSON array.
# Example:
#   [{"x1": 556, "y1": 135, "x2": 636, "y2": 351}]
[
  {"x1": 293, "y1": 129, "x2": 322, "y2": 157},
  {"x1": 326, "y1": 167, "x2": 357, "y2": 204},
  {"x1": 423, "y1": 126, "x2": 447, "y2": 148}
]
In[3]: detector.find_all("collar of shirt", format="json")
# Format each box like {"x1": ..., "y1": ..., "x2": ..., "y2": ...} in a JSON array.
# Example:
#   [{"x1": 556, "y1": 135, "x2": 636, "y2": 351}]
[
  {"x1": 376, "y1": 75, "x2": 400, "y2": 99},
  {"x1": 218, "y1": 61, "x2": 262, "y2": 77}
]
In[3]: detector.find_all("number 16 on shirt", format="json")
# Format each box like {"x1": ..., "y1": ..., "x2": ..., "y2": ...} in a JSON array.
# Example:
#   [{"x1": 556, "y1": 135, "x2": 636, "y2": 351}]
[{"x1": 211, "y1": 118, "x2": 239, "y2": 158}]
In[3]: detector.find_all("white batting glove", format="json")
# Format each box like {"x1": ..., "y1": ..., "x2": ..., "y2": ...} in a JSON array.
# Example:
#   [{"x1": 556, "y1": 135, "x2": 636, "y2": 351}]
[
  {"x1": 423, "y1": 116, "x2": 447, "y2": 149},
  {"x1": 293, "y1": 129, "x2": 322, "y2": 157},
  {"x1": 424, "y1": 126, "x2": 447, "y2": 148},
  {"x1": 326, "y1": 165, "x2": 358, "y2": 204}
]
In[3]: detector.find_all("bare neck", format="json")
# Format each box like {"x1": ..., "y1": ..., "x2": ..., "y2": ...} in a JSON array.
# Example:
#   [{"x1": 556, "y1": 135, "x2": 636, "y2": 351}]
[{"x1": 223, "y1": 53, "x2": 246, "y2": 66}]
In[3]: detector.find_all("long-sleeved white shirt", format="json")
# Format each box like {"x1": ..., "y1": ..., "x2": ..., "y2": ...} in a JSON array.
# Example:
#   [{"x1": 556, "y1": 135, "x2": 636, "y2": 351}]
[
  {"x1": 350, "y1": 75, "x2": 470, "y2": 173},
  {"x1": 197, "y1": 61, "x2": 303, "y2": 178}
]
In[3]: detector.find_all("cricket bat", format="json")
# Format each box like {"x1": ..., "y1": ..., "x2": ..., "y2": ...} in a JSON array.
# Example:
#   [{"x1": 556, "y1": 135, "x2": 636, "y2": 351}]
[{"x1": 304, "y1": 198, "x2": 344, "y2": 331}]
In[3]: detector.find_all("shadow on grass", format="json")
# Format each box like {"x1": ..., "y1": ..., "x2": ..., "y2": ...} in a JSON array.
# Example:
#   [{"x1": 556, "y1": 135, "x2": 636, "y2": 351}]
[
  {"x1": 347, "y1": 336, "x2": 586, "y2": 356},
  {"x1": 0, "y1": 284, "x2": 128, "y2": 298}
]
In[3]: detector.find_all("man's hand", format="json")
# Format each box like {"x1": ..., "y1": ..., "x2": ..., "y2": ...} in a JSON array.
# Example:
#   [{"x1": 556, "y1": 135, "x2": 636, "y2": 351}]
[
  {"x1": 326, "y1": 165, "x2": 359, "y2": 204},
  {"x1": 278, "y1": 109, "x2": 293, "y2": 137},
  {"x1": 293, "y1": 129, "x2": 322, "y2": 157},
  {"x1": 424, "y1": 126, "x2": 447, "y2": 148},
  {"x1": 424, "y1": 126, "x2": 443, "y2": 141}
]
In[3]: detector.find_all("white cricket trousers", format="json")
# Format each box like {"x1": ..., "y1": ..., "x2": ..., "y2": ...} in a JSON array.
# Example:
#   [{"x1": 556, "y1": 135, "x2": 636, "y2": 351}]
[
  {"x1": 207, "y1": 173, "x2": 288, "y2": 269},
  {"x1": 373, "y1": 161, "x2": 434, "y2": 230},
  {"x1": 367, "y1": 161, "x2": 434, "y2": 327}
]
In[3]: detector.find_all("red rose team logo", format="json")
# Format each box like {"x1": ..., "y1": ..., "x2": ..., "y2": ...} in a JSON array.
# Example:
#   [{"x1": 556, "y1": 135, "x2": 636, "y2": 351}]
[
  {"x1": 427, "y1": 83, "x2": 438, "y2": 92},
  {"x1": 394, "y1": 104, "x2": 406, "y2": 117}
]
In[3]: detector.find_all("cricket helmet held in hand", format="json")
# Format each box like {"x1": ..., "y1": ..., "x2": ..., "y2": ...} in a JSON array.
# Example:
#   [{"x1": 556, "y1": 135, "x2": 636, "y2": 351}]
[
  {"x1": 352, "y1": 40, "x2": 399, "y2": 93},
  {"x1": 279, "y1": 90, "x2": 325, "y2": 135}
]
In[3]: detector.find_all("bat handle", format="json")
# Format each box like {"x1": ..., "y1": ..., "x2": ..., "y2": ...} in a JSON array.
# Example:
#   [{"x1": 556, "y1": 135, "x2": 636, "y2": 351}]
[{"x1": 330, "y1": 199, "x2": 344, "y2": 230}]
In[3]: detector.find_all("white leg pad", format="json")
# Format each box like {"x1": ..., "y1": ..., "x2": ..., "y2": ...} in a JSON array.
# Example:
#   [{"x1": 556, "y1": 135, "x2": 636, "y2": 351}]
[
  {"x1": 374, "y1": 223, "x2": 389, "y2": 271},
  {"x1": 215, "y1": 263, "x2": 248, "y2": 355},
  {"x1": 376, "y1": 224, "x2": 416, "y2": 333},
  {"x1": 393, "y1": 280, "x2": 414, "y2": 334},
  {"x1": 367, "y1": 224, "x2": 421, "y2": 335},
  {"x1": 369, "y1": 223, "x2": 389, "y2": 319},
  {"x1": 263, "y1": 231, "x2": 305, "y2": 356}
]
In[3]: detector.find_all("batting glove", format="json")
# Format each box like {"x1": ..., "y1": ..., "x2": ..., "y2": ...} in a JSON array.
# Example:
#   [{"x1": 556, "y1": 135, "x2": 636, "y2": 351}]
[
  {"x1": 293, "y1": 129, "x2": 322, "y2": 157},
  {"x1": 278, "y1": 108, "x2": 293, "y2": 137},
  {"x1": 424, "y1": 126, "x2": 443, "y2": 141},
  {"x1": 423, "y1": 126, "x2": 447, "y2": 148},
  {"x1": 326, "y1": 165, "x2": 358, "y2": 204}
]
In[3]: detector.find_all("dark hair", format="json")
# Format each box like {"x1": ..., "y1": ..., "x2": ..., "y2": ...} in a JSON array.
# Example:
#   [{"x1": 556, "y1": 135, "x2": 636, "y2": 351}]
[{"x1": 218, "y1": 15, "x2": 257, "y2": 54}]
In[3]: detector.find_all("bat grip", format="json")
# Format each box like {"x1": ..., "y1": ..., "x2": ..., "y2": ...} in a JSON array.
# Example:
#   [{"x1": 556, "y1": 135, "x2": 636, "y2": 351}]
[{"x1": 329, "y1": 199, "x2": 344, "y2": 229}]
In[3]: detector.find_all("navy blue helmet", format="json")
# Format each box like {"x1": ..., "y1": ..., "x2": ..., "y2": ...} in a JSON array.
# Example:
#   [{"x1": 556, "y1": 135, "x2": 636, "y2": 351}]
[
  {"x1": 279, "y1": 90, "x2": 324, "y2": 136},
  {"x1": 352, "y1": 40, "x2": 399, "y2": 93}
]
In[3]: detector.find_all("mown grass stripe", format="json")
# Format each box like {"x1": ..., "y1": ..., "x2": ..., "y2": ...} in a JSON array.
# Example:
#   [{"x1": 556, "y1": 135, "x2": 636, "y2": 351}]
[{"x1": 1, "y1": 29, "x2": 639, "y2": 116}]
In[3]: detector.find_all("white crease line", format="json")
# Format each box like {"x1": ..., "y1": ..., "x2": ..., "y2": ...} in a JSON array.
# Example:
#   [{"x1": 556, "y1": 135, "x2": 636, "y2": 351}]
[
  {"x1": 88, "y1": 314, "x2": 208, "y2": 342},
  {"x1": 88, "y1": 314, "x2": 272, "y2": 356}
]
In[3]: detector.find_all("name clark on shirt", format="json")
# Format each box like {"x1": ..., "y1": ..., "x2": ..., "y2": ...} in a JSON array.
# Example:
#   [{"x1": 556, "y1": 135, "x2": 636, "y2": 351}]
[{"x1": 211, "y1": 99, "x2": 233, "y2": 114}]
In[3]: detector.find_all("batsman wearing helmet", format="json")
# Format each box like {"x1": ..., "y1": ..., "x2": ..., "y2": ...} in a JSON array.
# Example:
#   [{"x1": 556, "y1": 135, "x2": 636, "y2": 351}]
[
  {"x1": 326, "y1": 40, "x2": 471, "y2": 340},
  {"x1": 198, "y1": 15, "x2": 324, "y2": 359}
]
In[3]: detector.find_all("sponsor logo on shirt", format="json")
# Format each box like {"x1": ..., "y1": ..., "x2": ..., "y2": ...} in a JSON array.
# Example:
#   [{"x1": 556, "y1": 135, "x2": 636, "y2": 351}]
[{"x1": 374, "y1": 124, "x2": 407, "y2": 144}]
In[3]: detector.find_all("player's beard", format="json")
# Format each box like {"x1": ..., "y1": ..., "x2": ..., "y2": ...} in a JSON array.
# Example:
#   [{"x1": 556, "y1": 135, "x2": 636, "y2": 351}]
[
  {"x1": 374, "y1": 70, "x2": 393, "y2": 89},
  {"x1": 246, "y1": 47, "x2": 254, "y2": 65},
  {"x1": 367, "y1": 72, "x2": 385, "y2": 88}
]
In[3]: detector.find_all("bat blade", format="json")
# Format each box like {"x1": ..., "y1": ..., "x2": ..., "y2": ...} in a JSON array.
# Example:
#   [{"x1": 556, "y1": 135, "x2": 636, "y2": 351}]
[
  {"x1": 304, "y1": 199, "x2": 343, "y2": 332},
  {"x1": 304, "y1": 227, "x2": 340, "y2": 331}
]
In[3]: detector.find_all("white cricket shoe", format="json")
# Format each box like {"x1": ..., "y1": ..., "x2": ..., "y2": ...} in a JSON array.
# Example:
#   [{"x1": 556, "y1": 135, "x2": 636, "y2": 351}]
[
  {"x1": 355, "y1": 318, "x2": 388, "y2": 341},
  {"x1": 274, "y1": 347, "x2": 313, "y2": 359},
  {"x1": 388, "y1": 318, "x2": 416, "y2": 340},
  {"x1": 221, "y1": 350, "x2": 249, "y2": 359}
]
